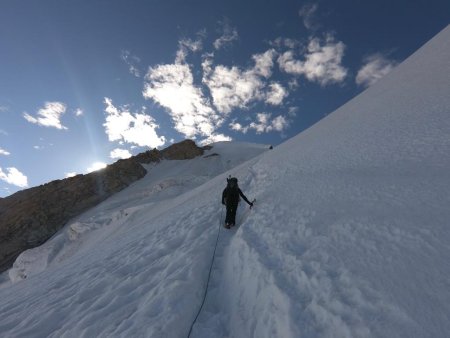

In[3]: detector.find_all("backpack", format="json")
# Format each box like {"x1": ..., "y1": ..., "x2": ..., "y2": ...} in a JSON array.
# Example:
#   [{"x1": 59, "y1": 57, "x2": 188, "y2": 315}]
[{"x1": 225, "y1": 177, "x2": 240, "y2": 205}]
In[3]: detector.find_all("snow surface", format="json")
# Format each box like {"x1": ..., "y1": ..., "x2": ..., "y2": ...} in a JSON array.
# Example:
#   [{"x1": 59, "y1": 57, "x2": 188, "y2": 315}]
[{"x1": 1, "y1": 25, "x2": 450, "y2": 337}]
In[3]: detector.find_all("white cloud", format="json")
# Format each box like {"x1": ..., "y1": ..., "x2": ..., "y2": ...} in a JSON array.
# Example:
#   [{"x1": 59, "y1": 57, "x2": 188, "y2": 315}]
[
  {"x1": 229, "y1": 120, "x2": 249, "y2": 134},
  {"x1": 65, "y1": 172, "x2": 77, "y2": 178},
  {"x1": 143, "y1": 63, "x2": 221, "y2": 139},
  {"x1": 201, "y1": 56, "x2": 214, "y2": 76},
  {"x1": 24, "y1": 102, "x2": 68, "y2": 129},
  {"x1": 202, "y1": 49, "x2": 279, "y2": 114},
  {"x1": 121, "y1": 50, "x2": 141, "y2": 77},
  {"x1": 203, "y1": 64, "x2": 263, "y2": 113},
  {"x1": 0, "y1": 147, "x2": 10, "y2": 156},
  {"x1": 250, "y1": 113, "x2": 272, "y2": 133},
  {"x1": 110, "y1": 148, "x2": 132, "y2": 159},
  {"x1": 87, "y1": 162, "x2": 107, "y2": 173},
  {"x1": 266, "y1": 82, "x2": 288, "y2": 105},
  {"x1": 75, "y1": 108, "x2": 83, "y2": 117},
  {"x1": 176, "y1": 37, "x2": 204, "y2": 63},
  {"x1": 199, "y1": 133, "x2": 232, "y2": 146},
  {"x1": 278, "y1": 35, "x2": 347, "y2": 86},
  {"x1": 144, "y1": 39, "x2": 286, "y2": 140},
  {"x1": 0, "y1": 129, "x2": 7, "y2": 136},
  {"x1": 0, "y1": 106, "x2": 8, "y2": 113},
  {"x1": 356, "y1": 53, "x2": 398, "y2": 87},
  {"x1": 299, "y1": 3, "x2": 319, "y2": 30},
  {"x1": 214, "y1": 21, "x2": 238, "y2": 50},
  {"x1": 271, "y1": 115, "x2": 289, "y2": 131},
  {"x1": 230, "y1": 113, "x2": 290, "y2": 134},
  {"x1": 103, "y1": 98, "x2": 166, "y2": 148},
  {"x1": 252, "y1": 49, "x2": 277, "y2": 78},
  {"x1": 0, "y1": 167, "x2": 28, "y2": 188}
]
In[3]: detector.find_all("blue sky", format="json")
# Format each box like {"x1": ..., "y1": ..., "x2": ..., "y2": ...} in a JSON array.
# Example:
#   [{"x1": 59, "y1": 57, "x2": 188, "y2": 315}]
[{"x1": 0, "y1": 0, "x2": 449, "y2": 197}]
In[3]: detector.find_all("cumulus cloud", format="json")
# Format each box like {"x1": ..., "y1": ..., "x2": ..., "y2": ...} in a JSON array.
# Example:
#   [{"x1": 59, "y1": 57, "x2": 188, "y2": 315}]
[
  {"x1": 103, "y1": 98, "x2": 166, "y2": 148},
  {"x1": 121, "y1": 50, "x2": 141, "y2": 77},
  {"x1": 0, "y1": 147, "x2": 10, "y2": 156},
  {"x1": 0, "y1": 106, "x2": 8, "y2": 113},
  {"x1": 24, "y1": 102, "x2": 68, "y2": 129},
  {"x1": 278, "y1": 35, "x2": 347, "y2": 86},
  {"x1": 0, "y1": 167, "x2": 28, "y2": 188},
  {"x1": 199, "y1": 133, "x2": 232, "y2": 146},
  {"x1": 143, "y1": 63, "x2": 221, "y2": 139},
  {"x1": 75, "y1": 108, "x2": 83, "y2": 117},
  {"x1": 271, "y1": 115, "x2": 290, "y2": 131},
  {"x1": 143, "y1": 38, "x2": 287, "y2": 140},
  {"x1": 230, "y1": 113, "x2": 290, "y2": 134},
  {"x1": 214, "y1": 20, "x2": 238, "y2": 50},
  {"x1": 110, "y1": 148, "x2": 132, "y2": 159},
  {"x1": 356, "y1": 53, "x2": 398, "y2": 87},
  {"x1": 250, "y1": 113, "x2": 273, "y2": 133},
  {"x1": 203, "y1": 64, "x2": 263, "y2": 113},
  {"x1": 253, "y1": 49, "x2": 277, "y2": 78},
  {"x1": 202, "y1": 49, "x2": 279, "y2": 114},
  {"x1": 65, "y1": 172, "x2": 77, "y2": 178},
  {"x1": 229, "y1": 120, "x2": 247, "y2": 133},
  {"x1": 266, "y1": 82, "x2": 288, "y2": 105},
  {"x1": 299, "y1": 3, "x2": 319, "y2": 30}
]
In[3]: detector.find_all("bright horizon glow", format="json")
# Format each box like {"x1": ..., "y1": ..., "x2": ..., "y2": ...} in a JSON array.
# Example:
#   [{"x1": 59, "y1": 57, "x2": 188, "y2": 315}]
[{"x1": 86, "y1": 162, "x2": 107, "y2": 173}]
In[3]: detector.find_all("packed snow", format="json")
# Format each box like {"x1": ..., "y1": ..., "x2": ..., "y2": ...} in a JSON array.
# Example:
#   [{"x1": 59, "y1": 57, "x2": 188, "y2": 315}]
[{"x1": 1, "y1": 25, "x2": 450, "y2": 337}]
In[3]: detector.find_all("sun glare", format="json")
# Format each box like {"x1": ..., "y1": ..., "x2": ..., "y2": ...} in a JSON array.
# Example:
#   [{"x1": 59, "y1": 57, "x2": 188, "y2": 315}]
[{"x1": 87, "y1": 162, "x2": 107, "y2": 173}]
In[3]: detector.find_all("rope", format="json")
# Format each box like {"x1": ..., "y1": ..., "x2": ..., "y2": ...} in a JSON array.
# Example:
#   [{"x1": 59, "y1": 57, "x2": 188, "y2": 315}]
[{"x1": 187, "y1": 204, "x2": 224, "y2": 338}]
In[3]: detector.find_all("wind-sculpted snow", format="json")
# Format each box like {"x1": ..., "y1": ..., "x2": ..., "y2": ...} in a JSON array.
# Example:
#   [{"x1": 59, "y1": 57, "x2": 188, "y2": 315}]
[
  {"x1": 0, "y1": 141, "x2": 270, "y2": 337},
  {"x1": 1, "y1": 26, "x2": 450, "y2": 337},
  {"x1": 5, "y1": 142, "x2": 268, "y2": 284}
]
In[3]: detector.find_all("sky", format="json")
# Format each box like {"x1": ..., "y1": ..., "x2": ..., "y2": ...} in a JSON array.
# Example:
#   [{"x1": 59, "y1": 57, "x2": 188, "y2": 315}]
[{"x1": 0, "y1": 0, "x2": 449, "y2": 197}]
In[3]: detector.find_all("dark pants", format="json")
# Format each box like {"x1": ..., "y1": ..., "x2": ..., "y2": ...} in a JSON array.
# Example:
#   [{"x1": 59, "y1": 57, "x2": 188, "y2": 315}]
[{"x1": 225, "y1": 203, "x2": 238, "y2": 225}]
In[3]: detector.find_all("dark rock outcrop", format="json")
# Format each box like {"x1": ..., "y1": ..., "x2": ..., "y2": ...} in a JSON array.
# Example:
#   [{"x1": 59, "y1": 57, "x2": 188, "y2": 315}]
[
  {"x1": 0, "y1": 139, "x2": 204, "y2": 273},
  {"x1": 132, "y1": 148, "x2": 162, "y2": 164},
  {"x1": 131, "y1": 140, "x2": 204, "y2": 163},
  {"x1": 160, "y1": 139, "x2": 204, "y2": 160}
]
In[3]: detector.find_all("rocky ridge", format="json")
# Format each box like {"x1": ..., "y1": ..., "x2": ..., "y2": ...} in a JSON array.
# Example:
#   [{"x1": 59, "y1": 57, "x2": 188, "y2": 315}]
[{"x1": 0, "y1": 140, "x2": 204, "y2": 273}]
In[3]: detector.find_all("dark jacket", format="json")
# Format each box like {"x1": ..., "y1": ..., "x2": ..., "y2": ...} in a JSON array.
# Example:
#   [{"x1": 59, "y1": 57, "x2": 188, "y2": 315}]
[{"x1": 222, "y1": 187, "x2": 252, "y2": 206}]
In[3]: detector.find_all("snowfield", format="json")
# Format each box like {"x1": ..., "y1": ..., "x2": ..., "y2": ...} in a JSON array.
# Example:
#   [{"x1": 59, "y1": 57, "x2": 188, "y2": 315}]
[{"x1": 1, "y1": 25, "x2": 450, "y2": 337}]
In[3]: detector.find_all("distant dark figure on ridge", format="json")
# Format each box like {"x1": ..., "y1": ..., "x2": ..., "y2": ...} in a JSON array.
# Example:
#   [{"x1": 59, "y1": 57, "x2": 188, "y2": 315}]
[{"x1": 221, "y1": 177, "x2": 253, "y2": 229}]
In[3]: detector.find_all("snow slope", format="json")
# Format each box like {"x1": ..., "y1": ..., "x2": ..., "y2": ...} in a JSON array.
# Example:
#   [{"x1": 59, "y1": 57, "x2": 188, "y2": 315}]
[{"x1": 1, "y1": 25, "x2": 450, "y2": 337}]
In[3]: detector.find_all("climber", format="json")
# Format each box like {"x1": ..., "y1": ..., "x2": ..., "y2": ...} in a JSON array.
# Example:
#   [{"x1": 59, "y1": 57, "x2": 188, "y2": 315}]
[{"x1": 221, "y1": 177, "x2": 253, "y2": 229}]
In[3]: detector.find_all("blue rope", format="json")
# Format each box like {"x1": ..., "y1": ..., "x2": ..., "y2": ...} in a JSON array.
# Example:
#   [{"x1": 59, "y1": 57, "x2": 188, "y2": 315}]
[{"x1": 187, "y1": 204, "x2": 224, "y2": 338}]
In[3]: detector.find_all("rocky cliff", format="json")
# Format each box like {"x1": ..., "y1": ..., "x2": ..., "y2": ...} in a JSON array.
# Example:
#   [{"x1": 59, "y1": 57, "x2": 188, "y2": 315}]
[{"x1": 0, "y1": 140, "x2": 204, "y2": 273}]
